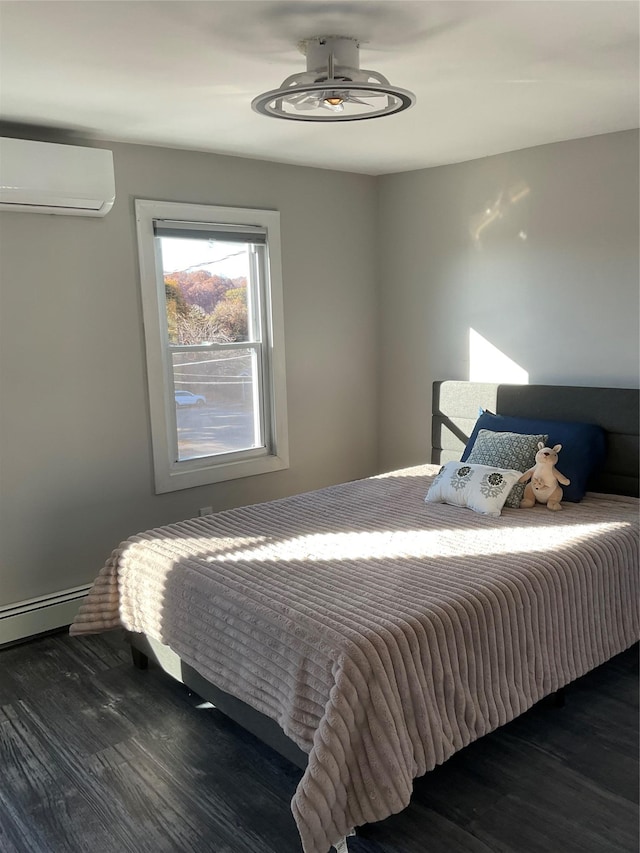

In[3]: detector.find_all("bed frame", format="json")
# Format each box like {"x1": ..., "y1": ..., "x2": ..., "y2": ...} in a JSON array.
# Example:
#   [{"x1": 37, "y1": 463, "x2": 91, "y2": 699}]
[{"x1": 128, "y1": 380, "x2": 640, "y2": 775}]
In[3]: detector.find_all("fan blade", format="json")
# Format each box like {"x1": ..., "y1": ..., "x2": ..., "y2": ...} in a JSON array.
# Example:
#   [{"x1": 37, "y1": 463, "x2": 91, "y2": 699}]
[
  {"x1": 343, "y1": 95, "x2": 373, "y2": 106},
  {"x1": 286, "y1": 92, "x2": 313, "y2": 105},
  {"x1": 350, "y1": 88, "x2": 388, "y2": 100},
  {"x1": 285, "y1": 92, "x2": 321, "y2": 110}
]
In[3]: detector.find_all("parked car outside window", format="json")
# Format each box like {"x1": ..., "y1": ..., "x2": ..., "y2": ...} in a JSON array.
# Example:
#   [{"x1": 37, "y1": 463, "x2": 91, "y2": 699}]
[{"x1": 175, "y1": 390, "x2": 206, "y2": 407}]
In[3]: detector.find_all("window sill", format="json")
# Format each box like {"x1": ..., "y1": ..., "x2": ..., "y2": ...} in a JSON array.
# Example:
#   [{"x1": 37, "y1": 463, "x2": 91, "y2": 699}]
[{"x1": 154, "y1": 451, "x2": 289, "y2": 494}]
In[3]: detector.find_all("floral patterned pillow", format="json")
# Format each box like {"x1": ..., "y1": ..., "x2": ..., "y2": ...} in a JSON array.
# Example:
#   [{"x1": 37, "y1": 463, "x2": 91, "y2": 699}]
[
  {"x1": 425, "y1": 461, "x2": 524, "y2": 517},
  {"x1": 465, "y1": 430, "x2": 548, "y2": 508}
]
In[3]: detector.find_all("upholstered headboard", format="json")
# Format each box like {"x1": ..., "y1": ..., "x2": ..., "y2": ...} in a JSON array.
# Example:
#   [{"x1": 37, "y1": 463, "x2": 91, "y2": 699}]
[{"x1": 432, "y1": 381, "x2": 639, "y2": 498}]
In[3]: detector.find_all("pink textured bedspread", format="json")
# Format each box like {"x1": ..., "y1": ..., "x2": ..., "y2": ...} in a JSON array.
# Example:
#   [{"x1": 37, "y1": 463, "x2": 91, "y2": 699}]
[{"x1": 71, "y1": 464, "x2": 639, "y2": 853}]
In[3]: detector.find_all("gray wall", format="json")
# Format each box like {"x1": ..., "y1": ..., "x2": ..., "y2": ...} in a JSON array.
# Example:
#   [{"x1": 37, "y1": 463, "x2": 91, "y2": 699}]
[
  {"x1": 377, "y1": 130, "x2": 640, "y2": 472},
  {"x1": 0, "y1": 142, "x2": 378, "y2": 604}
]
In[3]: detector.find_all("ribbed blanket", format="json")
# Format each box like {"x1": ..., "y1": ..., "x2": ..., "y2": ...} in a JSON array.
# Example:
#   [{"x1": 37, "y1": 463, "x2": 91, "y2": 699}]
[{"x1": 70, "y1": 465, "x2": 639, "y2": 853}]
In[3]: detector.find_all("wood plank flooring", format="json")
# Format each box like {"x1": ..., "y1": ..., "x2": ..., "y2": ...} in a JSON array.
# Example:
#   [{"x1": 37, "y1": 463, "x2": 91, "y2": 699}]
[{"x1": 0, "y1": 630, "x2": 637, "y2": 853}]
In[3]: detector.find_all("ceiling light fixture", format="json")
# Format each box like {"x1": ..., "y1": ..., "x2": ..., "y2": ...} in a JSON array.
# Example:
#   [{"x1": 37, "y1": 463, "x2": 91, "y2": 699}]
[{"x1": 251, "y1": 36, "x2": 416, "y2": 122}]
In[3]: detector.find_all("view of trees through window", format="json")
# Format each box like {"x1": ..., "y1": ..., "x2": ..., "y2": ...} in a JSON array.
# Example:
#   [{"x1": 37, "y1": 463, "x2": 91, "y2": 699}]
[{"x1": 164, "y1": 269, "x2": 249, "y2": 345}]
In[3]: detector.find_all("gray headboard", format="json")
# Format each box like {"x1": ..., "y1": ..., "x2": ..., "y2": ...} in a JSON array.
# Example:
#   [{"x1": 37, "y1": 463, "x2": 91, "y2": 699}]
[{"x1": 432, "y1": 381, "x2": 639, "y2": 498}]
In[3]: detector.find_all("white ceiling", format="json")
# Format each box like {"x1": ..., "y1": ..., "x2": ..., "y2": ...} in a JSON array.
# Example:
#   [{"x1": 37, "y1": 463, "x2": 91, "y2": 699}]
[{"x1": 1, "y1": 1, "x2": 638, "y2": 175}]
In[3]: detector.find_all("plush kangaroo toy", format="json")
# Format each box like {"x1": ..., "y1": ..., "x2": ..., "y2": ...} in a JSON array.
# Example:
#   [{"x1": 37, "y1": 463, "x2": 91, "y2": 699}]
[{"x1": 519, "y1": 443, "x2": 570, "y2": 511}]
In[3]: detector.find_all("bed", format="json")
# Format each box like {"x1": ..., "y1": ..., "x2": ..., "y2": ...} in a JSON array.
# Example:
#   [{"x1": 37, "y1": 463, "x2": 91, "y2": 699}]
[{"x1": 70, "y1": 380, "x2": 640, "y2": 853}]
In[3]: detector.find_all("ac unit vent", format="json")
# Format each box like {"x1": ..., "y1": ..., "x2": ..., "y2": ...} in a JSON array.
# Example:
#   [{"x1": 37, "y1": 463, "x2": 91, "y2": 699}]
[{"x1": 0, "y1": 137, "x2": 116, "y2": 216}]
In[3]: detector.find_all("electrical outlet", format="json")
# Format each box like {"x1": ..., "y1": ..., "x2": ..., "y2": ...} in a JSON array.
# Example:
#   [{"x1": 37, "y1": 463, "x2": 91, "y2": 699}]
[{"x1": 198, "y1": 506, "x2": 212, "y2": 517}]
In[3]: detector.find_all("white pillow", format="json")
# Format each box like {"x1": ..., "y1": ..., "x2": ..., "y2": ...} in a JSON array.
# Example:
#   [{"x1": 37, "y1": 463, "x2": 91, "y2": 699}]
[{"x1": 425, "y1": 461, "x2": 523, "y2": 517}]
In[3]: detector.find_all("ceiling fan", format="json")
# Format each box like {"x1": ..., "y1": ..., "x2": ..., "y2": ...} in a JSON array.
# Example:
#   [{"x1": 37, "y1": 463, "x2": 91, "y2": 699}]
[{"x1": 251, "y1": 35, "x2": 415, "y2": 122}]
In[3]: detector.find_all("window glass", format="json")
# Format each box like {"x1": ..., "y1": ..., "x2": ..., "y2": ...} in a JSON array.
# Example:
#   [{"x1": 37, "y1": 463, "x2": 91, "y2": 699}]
[
  {"x1": 170, "y1": 348, "x2": 260, "y2": 461},
  {"x1": 161, "y1": 237, "x2": 252, "y2": 345}
]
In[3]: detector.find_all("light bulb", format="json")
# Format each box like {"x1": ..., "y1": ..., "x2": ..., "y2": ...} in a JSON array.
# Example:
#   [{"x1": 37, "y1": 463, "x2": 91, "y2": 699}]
[{"x1": 323, "y1": 94, "x2": 345, "y2": 113}]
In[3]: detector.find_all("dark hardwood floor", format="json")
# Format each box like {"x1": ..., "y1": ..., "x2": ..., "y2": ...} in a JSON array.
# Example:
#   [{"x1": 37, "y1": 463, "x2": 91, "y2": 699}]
[{"x1": 0, "y1": 630, "x2": 637, "y2": 853}]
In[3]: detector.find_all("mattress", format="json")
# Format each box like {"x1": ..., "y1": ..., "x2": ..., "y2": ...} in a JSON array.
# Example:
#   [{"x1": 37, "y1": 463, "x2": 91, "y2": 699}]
[{"x1": 71, "y1": 464, "x2": 640, "y2": 853}]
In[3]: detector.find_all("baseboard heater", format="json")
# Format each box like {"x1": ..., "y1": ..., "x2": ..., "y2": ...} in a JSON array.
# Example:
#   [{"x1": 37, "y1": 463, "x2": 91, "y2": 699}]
[{"x1": 0, "y1": 585, "x2": 91, "y2": 646}]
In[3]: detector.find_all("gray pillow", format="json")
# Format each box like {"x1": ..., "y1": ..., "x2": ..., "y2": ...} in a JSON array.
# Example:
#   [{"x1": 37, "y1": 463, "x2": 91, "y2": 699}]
[{"x1": 466, "y1": 430, "x2": 548, "y2": 508}]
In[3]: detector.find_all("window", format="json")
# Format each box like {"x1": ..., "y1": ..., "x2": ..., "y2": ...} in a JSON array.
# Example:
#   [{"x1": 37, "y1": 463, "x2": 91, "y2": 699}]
[{"x1": 135, "y1": 200, "x2": 288, "y2": 493}]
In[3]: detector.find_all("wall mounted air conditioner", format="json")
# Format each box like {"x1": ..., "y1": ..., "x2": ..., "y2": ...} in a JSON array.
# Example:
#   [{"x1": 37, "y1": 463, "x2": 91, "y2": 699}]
[{"x1": 0, "y1": 137, "x2": 116, "y2": 216}]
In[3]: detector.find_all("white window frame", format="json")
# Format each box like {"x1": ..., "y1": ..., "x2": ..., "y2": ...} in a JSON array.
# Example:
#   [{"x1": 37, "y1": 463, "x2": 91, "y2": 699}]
[{"x1": 135, "y1": 199, "x2": 289, "y2": 494}]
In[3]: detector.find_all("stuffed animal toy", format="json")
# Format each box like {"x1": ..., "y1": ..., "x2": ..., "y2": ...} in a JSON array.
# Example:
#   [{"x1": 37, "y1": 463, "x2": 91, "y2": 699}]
[{"x1": 518, "y1": 443, "x2": 571, "y2": 511}]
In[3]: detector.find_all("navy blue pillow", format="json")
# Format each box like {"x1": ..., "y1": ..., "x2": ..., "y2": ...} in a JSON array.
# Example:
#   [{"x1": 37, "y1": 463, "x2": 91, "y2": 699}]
[{"x1": 461, "y1": 411, "x2": 606, "y2": 502}]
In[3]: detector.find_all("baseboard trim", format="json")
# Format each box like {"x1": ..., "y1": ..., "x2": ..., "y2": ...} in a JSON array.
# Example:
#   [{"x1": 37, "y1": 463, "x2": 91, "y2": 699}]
[{"x1": 0, "y1": 585, "x2": 91, "y2": 646}]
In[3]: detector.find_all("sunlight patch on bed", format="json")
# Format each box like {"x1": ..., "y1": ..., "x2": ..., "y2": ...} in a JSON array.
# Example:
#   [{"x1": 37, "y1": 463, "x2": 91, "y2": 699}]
[{"x1": 200, "y1": 521, "x2": 630, "y2": 564}]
